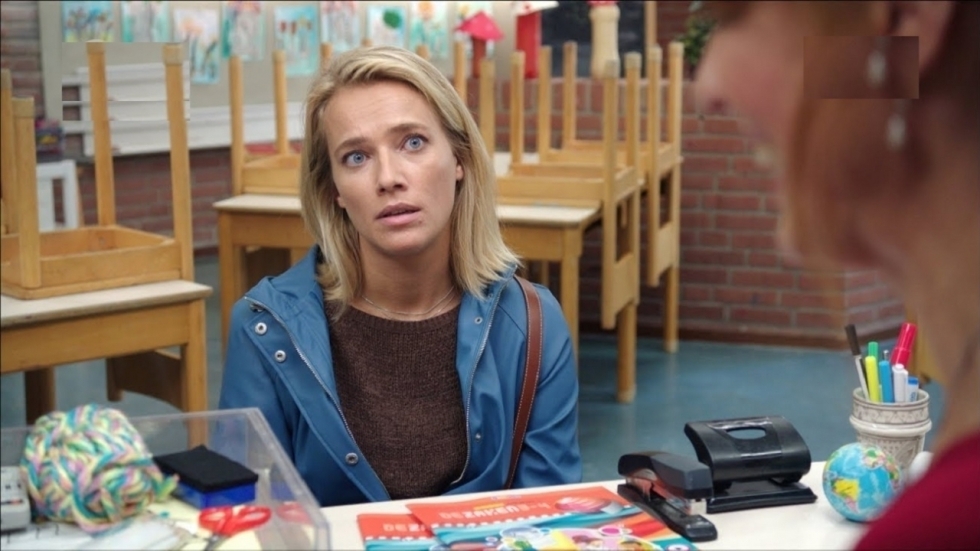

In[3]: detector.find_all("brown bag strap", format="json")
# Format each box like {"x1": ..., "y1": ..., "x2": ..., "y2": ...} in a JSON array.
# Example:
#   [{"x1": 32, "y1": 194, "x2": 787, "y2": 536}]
[{"x1": 507, "y1": 276, "x2": 543, "y2": 489}]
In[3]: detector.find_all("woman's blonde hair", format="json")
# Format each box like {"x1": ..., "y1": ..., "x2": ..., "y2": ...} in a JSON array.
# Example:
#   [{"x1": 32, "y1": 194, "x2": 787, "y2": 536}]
[{"x1": 299, "y1": 46, "x2": 518, "y2": 314}]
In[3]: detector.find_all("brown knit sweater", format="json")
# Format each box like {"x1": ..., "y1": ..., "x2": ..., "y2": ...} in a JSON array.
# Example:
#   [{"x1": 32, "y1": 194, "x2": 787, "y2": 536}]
[{"x1": 326, "y1": 302, "x2": 467, "y2": 500}]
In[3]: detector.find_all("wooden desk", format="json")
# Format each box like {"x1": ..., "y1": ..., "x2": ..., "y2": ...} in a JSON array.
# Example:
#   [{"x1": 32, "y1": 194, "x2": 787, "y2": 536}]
[
  {"x1": 320, "y1": 462, "x2": 865, "y2": 550},
  {"x1": 1, "y1": 280, "x2": 212, "y2": 421},
  {"x1": 214, "y1": 195, "x2": 598, "y2": 359},
  {"x1": 498, "y1": 204, "x2": 599, "y2": 358}
]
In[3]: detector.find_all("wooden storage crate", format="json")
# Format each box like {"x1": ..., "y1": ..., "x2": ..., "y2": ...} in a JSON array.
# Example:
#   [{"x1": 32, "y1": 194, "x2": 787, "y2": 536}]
[{"x1": 0, "y1": 42, "x2": 194, "y2": 299}]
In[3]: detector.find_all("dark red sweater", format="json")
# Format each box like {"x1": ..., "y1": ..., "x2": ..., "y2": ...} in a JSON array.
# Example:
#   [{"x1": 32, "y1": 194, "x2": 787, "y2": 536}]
[{"x1": 855, "y1": 431, "x2": 980, "y2": 550}]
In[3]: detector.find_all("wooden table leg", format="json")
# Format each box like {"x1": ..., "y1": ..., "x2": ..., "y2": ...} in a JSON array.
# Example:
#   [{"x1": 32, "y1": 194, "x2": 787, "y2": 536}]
[
  {"x1": 219, "y1": 212, "x2": 245, "y2": 354},
  {"x1": 664, "y1": 263, "x2": 679, "y2": 353},
  {"x1": 25, "y1": 367, "x2": 56, "y2": 423},
  {"x1": 616, "y1": 301, "x2": 638, "y2": 403},
  {"x1": 183, "y1": 299, "x2": 209, "y2": 446},
  {"x1": 559, "y1": 228, "x2": 581, "y2": 363},
  {"x1": 182, "y1": 299, "x2": 209, "y2": 412}
]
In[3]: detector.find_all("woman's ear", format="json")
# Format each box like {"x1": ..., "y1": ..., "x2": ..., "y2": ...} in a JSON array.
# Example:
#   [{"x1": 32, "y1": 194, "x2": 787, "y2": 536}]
[
  {"x1": 456, "y1": 161, "x2": 463, "y2": 182},
  {"x1": 336, "y1": 194, "x2": 346, "y2": 209},
  {"x1": 886, "y1": 1, "x2": 956, "y2": 75}
]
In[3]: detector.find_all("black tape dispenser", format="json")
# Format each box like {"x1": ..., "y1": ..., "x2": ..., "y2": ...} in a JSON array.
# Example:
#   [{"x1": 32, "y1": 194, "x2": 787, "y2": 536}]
[{"x1": 683, "y1": 415, "x2": 817, "y2": 513}]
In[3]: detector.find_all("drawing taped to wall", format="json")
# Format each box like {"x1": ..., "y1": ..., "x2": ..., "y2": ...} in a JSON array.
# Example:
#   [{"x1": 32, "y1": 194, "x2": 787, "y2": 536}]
[
  {"x1": 320, "y1": 1, "x2": 360, "y2": 54},
  {"x1": 222, "y1": 1, "x2": 265, "y2": 61},
  {"x1": 62, "y1": 0, "x2": 115, "y2": 43},
  {"x1": 174, "y1": 7, "x2": 220, "y2": 84},
  {"x1": 366, "y1": 5, "x2": 406, "y2": 49},
  {"x1": 409, "y1": 1, "x2": 449, "y2": 60},
  {"x1": 121, "y1": 1, "x2": 170, "y2": 43},
  {"x1": 274, "y1": 5, "x2": 320, "y2": 76}
]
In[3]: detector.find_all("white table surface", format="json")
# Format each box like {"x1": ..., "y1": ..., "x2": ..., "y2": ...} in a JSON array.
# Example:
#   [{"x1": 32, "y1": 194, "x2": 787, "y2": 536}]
[
  {"x1": 319, "y1": 462, "x2": 866, "y2": 550},
  {"x1": 0, "y1": 280, "x2": 212, "y2": 328}
]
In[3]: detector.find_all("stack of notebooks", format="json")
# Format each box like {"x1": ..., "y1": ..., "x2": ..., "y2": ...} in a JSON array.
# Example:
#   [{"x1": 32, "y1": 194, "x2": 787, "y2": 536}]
[{"x1": 356, "y1": 485, "x2": 697, "y2": 551}]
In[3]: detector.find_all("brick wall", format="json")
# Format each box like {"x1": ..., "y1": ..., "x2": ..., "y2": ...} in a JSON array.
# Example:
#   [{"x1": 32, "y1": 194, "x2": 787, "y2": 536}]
[
  {"x1": 0, "y1": 1, "x2": 44, "y2": 117},
  {"x1": 1, "y1": 1, "x2": 904, "y2": 347}
]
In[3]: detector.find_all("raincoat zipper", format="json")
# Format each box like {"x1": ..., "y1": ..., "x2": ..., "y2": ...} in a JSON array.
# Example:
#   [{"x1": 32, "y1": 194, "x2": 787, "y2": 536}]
[
  {"x1": 245, "y1": 296, "x2": 391, "y2": 500},
  {"x1": 450, "y1": 284, "x2": 506, "y2": 486}
]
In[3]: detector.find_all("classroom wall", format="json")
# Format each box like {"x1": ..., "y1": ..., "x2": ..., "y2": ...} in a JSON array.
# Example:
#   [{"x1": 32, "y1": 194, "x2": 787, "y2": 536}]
[{"x1": 0, "y1": 1, "x2": 904, "y2": 347}]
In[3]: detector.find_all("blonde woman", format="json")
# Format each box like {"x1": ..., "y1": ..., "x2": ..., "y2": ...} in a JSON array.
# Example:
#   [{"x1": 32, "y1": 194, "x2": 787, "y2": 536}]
[
  {"x1": 219, "y1": 46, "x2": 582, "y2": 506},
  {"x1": 695, "y1": 2, "x2": 979, "y2": 548}
]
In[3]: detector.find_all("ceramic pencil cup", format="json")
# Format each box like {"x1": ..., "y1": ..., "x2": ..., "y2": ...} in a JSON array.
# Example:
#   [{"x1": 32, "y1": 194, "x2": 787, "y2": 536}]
[{"x1": 849, "y1": 388, "x2": 931, "y2": 471}]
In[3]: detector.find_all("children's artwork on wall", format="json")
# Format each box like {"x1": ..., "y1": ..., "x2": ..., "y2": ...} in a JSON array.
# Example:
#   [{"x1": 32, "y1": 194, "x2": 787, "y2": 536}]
[
  {"x1": 409, "y1": 1, "x2": 449, "y2": 60},
  {"x1": 62, "y1": 1, "x2": 115, "y2": 43},
  {"x1": 366, "y1": 5, "x2": 406, "y2": 49},
  {"x1": 221, "y1": 1, "x2": 265, "y2": 61},
  {"x1": 274, "y1": 5, "x2": 320, "y2": 76},
  {"x1": 320, "y1": 1, "x2": 360, "y2": 53},
  {"x1": 454, "y1": 1, "x2": 495, "y2": 58},
  {"x1": 121, "y1": 1, "x2": 170, "y2": 42},
  {"x1": 174, "y1": 8, "x2": 220, "y2": 84}
]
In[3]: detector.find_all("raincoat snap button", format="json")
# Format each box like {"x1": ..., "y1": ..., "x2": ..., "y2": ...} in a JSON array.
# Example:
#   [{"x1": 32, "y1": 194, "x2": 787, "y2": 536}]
[
  {"x1": 345, "y1": 453, "x2": 359, "y2": 465},
  {"x1": 474, "y1": 316, "x2": 483, "y2": 324},
  {"x1": 475, "y1": 432, "x2": 482, "y2": 441},
  {"x1": 274, "y1": 350, "x2": 287, "y2": 362},
  {"x1": 249, "y1": 304, "x2": 263, "y2": 312},
  {"x1": 254, "y1": 322, "x2": 267, "y2": 335}
]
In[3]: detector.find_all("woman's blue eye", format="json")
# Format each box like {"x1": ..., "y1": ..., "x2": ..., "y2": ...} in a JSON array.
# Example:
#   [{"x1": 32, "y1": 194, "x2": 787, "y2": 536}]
[
  {"x1": 344, "y1": 152, "x2": 366, "y2": 166},
  {"x1": 406, "y1": 135, "x2": 425, "y2": 150}
]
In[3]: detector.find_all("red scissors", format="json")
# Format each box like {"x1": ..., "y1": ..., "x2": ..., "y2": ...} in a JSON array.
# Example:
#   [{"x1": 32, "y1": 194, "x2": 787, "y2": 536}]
[{"x1": 199, "y1": 505, "x2": 272, "y2": 551}]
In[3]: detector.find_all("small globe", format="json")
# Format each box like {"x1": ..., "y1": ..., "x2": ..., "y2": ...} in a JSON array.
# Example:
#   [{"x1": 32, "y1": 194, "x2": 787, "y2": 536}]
[{"x1": 823, "y1": 442, "x2": 904, "y2": 522}]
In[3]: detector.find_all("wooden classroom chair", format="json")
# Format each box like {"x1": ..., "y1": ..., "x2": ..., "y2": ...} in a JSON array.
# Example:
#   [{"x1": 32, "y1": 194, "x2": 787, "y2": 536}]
[
  {"x1": 0, "y1": 42, "x2": 210, "y2": 423},
  {"x1": 229, "y1": 50, "x2": 300, "y2": 197},
  {"x1": 1, "y1": 70, "x2": 13, "y2": 236},
  {"x1": 520, "y1": 41, "x2": 685, "y2": 352},
  {"x1": 228, "y1": 50, "x2": 306, "y2": 291},
  {"x1": 497, "y1": 54, "x2": 642, "y2": 402},
  {"x1": 501, "y1": 51, "x2": 643, "y2": 327},
  {"x1": 453, "y1": 41, "x2": 467, "y2": 99}
]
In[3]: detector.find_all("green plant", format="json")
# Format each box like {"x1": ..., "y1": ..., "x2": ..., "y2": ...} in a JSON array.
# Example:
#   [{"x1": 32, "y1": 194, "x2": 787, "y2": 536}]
[{"x1": 678, "y1": 1, "x2": 716, "y2": 71}]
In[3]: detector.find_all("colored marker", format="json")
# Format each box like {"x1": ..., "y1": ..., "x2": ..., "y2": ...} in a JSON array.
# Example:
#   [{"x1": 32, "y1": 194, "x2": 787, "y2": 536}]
[
  {"x1": 868, "y1": 341, "x2": 880, "y2": 362},
  {"x1": 879, "y1": 360, "x2": 894, "y2": 403},
  {"x1": 907, "y1": 376, "x2": 919, "y2": 402},
  {"x1": 893, "y1": 364, "x2": 908, "y2": 403},
  {"x1": 864, "y1": 355, "x2": 881, "y2": 403},
  {"x1": 845, "y1": 324, "x2": 870, "y2": 397},
  {"x1": 890, "y1": 323, "x2": 918, "y2": 369}
]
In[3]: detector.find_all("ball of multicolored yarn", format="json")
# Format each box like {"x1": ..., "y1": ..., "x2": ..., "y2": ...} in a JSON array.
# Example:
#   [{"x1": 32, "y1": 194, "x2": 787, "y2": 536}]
[{"x1": 20, "y1": 404, "x2": 177, "y2": 532}]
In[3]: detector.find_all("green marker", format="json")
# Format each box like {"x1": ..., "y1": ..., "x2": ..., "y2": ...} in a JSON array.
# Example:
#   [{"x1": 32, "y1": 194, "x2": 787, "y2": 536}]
[{"x1": 868, "y1": 341, "x2": 879, "y2": 361}]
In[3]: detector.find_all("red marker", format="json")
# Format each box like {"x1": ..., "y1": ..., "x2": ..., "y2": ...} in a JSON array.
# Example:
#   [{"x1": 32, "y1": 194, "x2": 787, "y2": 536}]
[{"x1": 889, "y1": 322, "x2": 917, "y2": 368}]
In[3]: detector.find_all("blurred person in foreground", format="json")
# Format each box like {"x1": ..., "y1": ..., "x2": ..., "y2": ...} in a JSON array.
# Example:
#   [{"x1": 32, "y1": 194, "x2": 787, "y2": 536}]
[{"x1": 695, "y1": 1, "x2": 979, "y2": 549}]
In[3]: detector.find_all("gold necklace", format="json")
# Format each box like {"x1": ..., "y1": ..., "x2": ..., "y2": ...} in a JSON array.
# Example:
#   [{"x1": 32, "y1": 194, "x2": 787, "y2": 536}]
[{"x1": 361, "y1": 287, "x2": 455, "y2": 318}]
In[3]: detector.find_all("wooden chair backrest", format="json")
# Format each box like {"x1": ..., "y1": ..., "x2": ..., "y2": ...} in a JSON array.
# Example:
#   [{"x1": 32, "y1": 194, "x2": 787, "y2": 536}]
[
  {"x1": 478, "y1": 57, "x2": 495, "y2": 155},
  {"x1": 1, "y1": 69, "x2": 18, "y2": 233}
]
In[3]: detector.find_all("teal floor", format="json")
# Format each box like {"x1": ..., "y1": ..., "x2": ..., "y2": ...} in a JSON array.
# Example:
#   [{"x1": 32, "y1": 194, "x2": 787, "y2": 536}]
[{"x1": 0, "y1": 255, "x2": 945, "y2": 482}]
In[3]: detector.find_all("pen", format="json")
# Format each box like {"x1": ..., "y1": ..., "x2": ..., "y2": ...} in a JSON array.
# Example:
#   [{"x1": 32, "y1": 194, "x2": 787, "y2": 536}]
[
  {"x1": 879, "y1": 360, "x2": 894, "y2": 403},
  {"x1": 907, "y1": 376, "x2": 919, "y2": 402},
  {"x1": 845, "y1": 324, "x2": 870, "y2": 397},
  {"x1": 864, "y1": 355, "x2": 881, "y2": 403}
]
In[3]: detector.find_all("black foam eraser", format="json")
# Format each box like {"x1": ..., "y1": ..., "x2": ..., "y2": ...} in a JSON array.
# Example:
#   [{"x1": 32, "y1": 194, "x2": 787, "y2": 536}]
[{"x1": 153, "y1": 445, "x2": 258, "y2": 492}]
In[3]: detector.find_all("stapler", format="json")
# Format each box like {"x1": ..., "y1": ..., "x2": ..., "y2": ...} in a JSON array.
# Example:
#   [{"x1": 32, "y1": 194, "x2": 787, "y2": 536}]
[
  {"x1": 684, "y1": 415, "x2": 818, "y2": 513},
  {"x1": 617, "y1": 452, "x2": 718, "y2": 542}
]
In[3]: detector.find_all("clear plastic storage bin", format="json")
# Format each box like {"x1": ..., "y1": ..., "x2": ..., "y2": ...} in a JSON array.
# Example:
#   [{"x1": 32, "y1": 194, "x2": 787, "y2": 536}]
[{"x1": 1, "y1": 407, "x2": 331, "y2": 550}]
